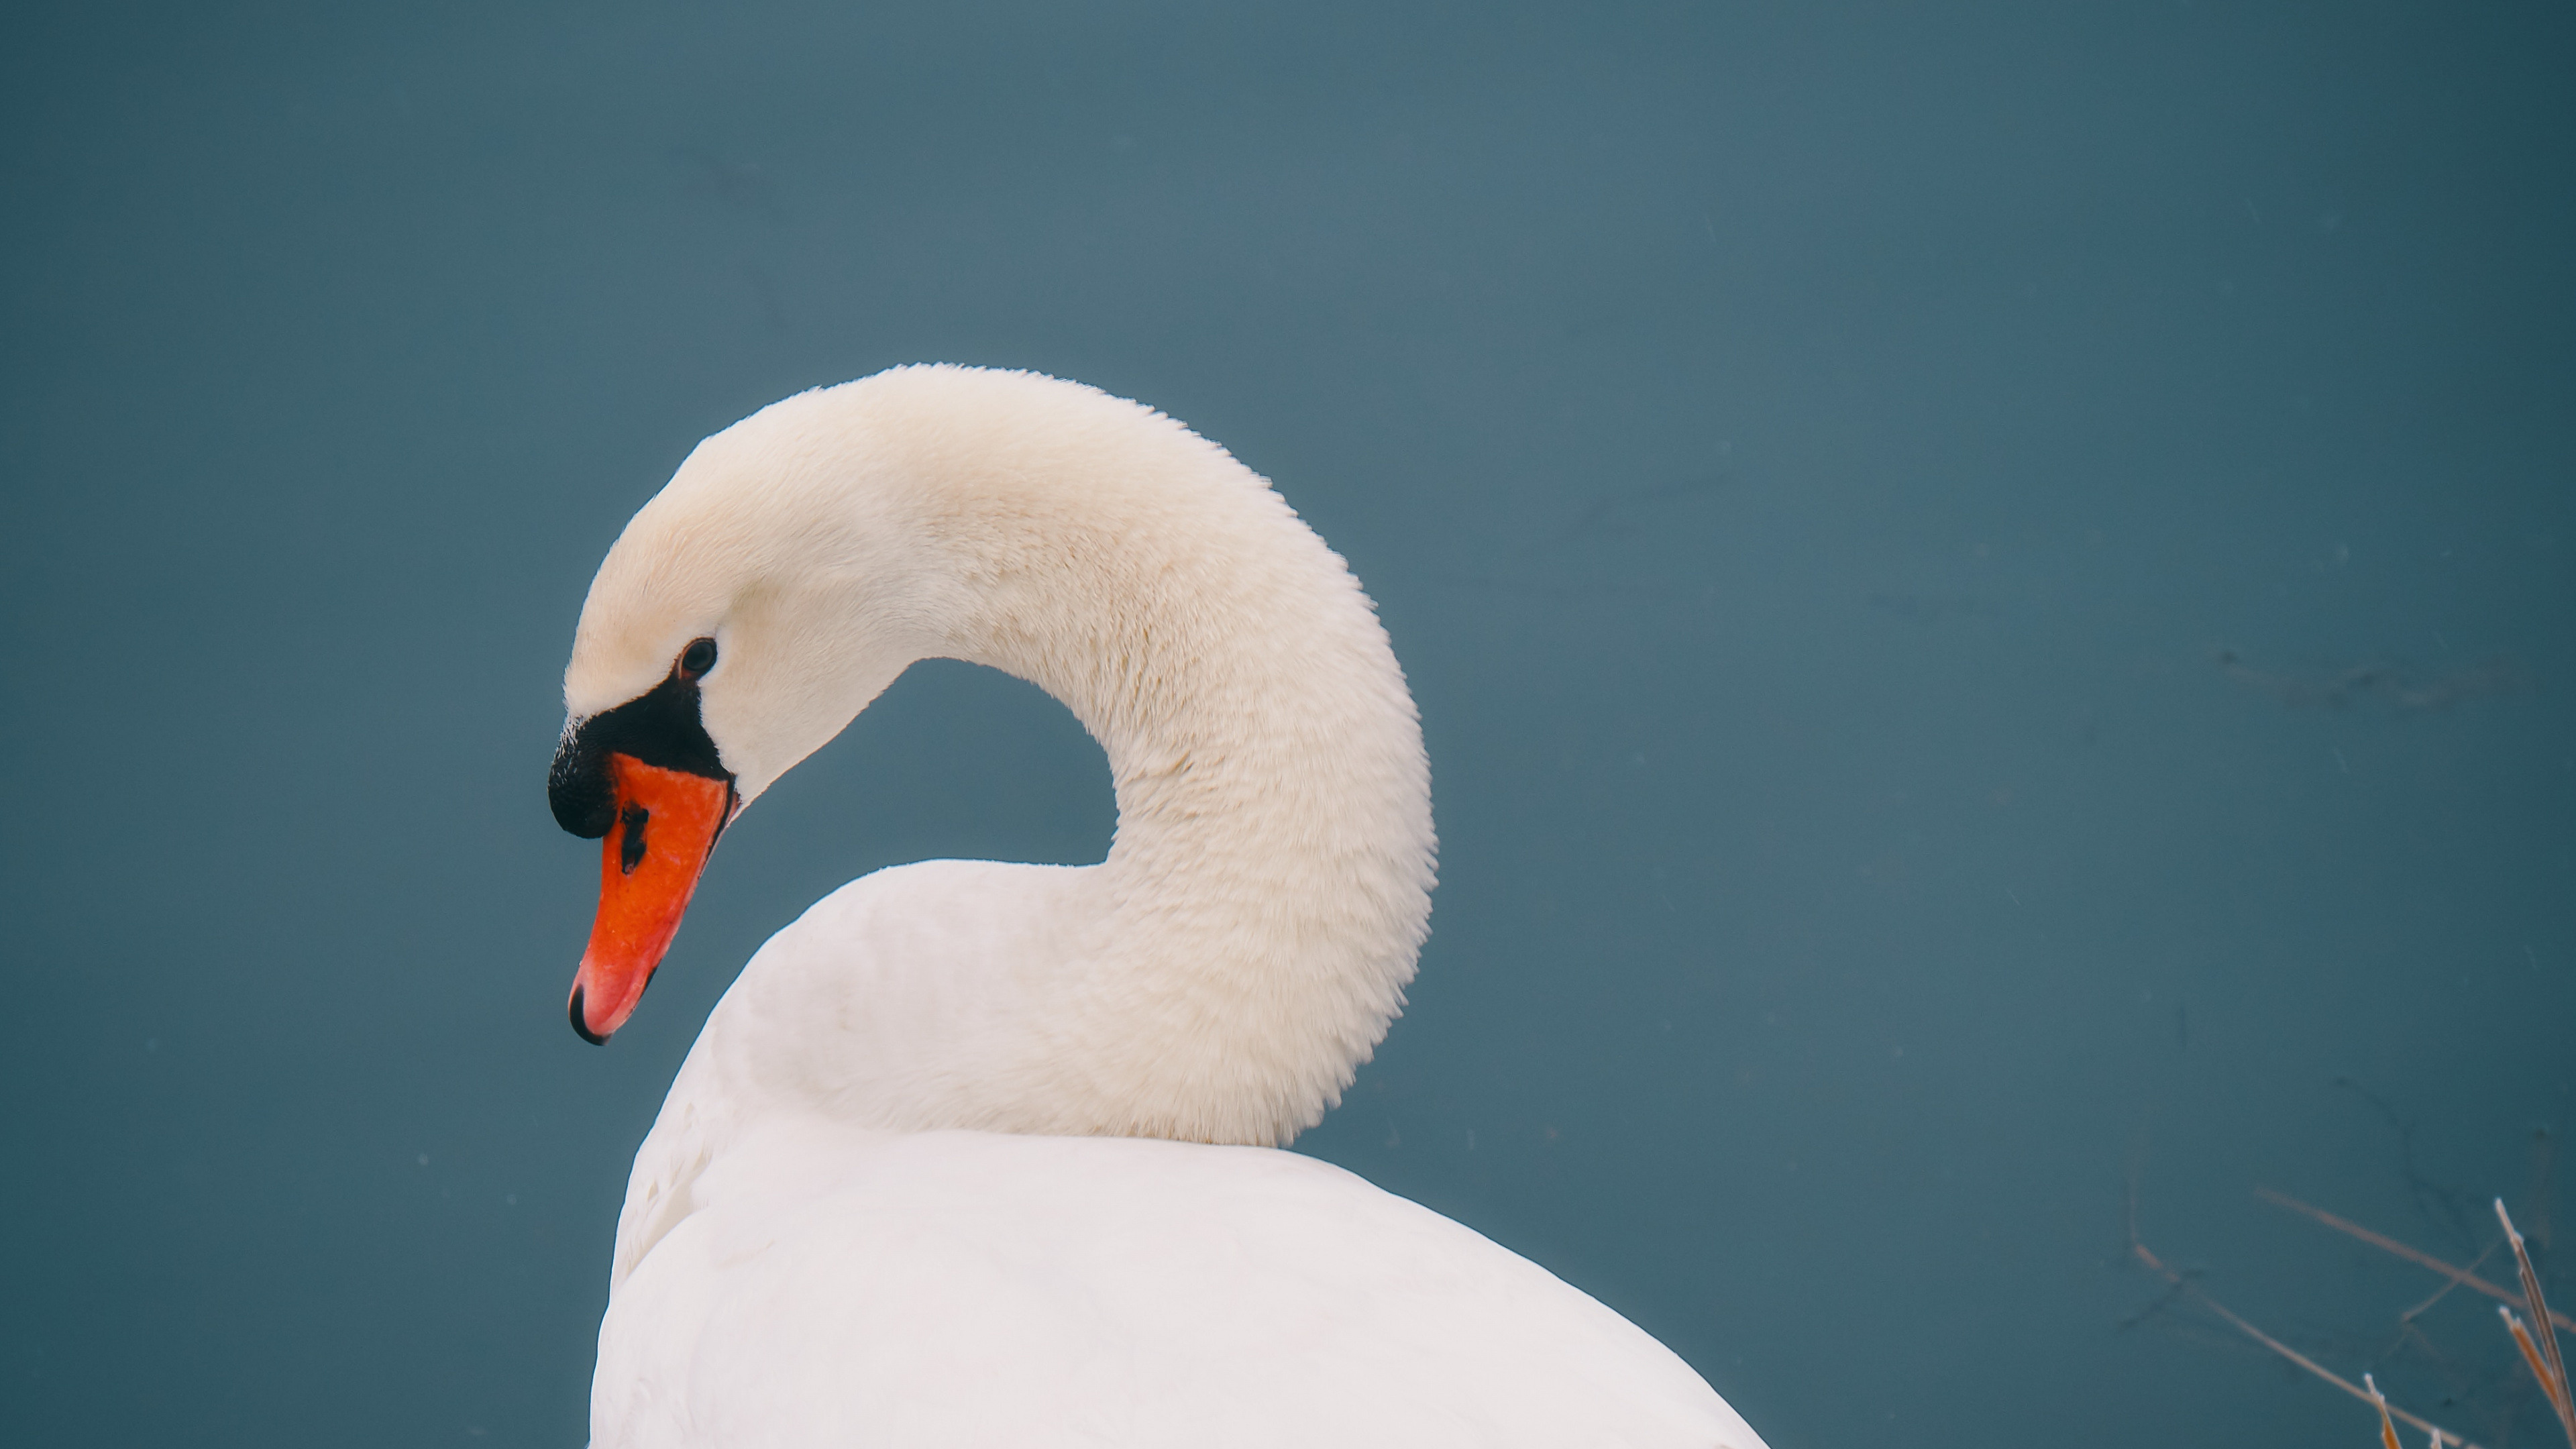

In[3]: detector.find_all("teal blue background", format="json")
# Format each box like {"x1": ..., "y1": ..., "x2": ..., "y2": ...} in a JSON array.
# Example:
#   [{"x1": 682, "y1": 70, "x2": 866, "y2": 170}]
[{"x1": 3, "y1": 3, "x2": 2570, "y2": 1444}]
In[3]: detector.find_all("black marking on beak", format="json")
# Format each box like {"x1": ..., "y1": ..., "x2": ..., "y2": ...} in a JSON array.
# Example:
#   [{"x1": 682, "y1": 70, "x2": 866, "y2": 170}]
[{"x1": 619, "y1": 803, "x2": 649, "y2": 874}]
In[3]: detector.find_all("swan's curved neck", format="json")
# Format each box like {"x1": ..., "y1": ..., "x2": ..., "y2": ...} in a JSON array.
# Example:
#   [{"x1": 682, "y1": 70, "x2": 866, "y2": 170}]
[
  {"x1": 947, "y1": 516, "x2": 1430, "y2": 1143},
  {"x1": 665, "y1": 370, "x2": 1434, "y2": 1147}
]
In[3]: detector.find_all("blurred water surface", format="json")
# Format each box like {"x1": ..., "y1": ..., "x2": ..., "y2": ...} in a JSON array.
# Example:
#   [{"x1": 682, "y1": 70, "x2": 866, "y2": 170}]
[{"x1": 2, "y1": 3, "x2": 2570, "y2": 1444}]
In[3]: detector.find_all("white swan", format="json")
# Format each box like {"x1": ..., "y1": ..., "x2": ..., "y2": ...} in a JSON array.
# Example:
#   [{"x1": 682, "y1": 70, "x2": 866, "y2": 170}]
[{"x1": 548, "y1": 365, "x2": 1771, "y2": 1448}]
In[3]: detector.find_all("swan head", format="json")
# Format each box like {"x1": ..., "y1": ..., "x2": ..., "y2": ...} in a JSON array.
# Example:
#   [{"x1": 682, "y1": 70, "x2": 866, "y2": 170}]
[
  {"x1": 543, "y1": 366, "x2": 1436, "y2": 1136},
  {"x1": 547, "y1": 386, "x2": 936, "y2": 1044}
]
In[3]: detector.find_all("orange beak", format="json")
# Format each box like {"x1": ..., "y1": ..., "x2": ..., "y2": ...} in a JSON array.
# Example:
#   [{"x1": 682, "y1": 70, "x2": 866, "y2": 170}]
[{"x1": 569, "y1": 753, "x2": 737, "y2": 1044}]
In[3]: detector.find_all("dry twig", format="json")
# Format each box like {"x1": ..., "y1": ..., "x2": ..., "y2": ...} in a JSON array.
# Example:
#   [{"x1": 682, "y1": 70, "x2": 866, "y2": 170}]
[
  {"x1": 2496, "y1": 1199, "x2": 2576, "y2": 1446},
  {"x1": 2129, "y1": 1239, "x2": 2481, "y2": 1448},
  {"x1": 2365, "y1": 1373, "x2": 2403, "y2": 1449},
  {"x1": 2259, "y1": 1189, "x2": 2576, "y2": 1334}
]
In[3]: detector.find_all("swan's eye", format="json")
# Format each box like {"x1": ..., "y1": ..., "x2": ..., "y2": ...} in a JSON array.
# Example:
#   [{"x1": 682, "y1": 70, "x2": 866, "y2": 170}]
[{"x1": 679, "y1": 637, "x2": 718, "y2": 679}]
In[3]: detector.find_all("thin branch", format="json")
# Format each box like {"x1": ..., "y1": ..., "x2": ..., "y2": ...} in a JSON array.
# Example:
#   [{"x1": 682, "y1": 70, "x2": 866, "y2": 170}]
[
  {"x1": 2402, "y1": 1241, "x2": 2503, "y2": 1326},
  {"x1": 2257, "y1": 1187, "x2": 2576, "y2": 1334},
  {"x1": 2131, "y1": 1240, "x2": 2483, "y2": 1449}
]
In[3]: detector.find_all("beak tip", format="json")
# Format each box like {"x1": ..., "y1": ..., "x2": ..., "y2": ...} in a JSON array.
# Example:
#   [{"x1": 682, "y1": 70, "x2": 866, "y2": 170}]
[{"x1": 568, "y1": 985, "x2": 612, "y2": 1046}]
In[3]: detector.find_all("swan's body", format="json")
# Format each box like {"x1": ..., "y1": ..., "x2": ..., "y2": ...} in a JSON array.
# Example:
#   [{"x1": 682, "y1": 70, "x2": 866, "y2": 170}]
[{"x1": 553, "y1": 366, "x2": 1768, "y2": 1447}]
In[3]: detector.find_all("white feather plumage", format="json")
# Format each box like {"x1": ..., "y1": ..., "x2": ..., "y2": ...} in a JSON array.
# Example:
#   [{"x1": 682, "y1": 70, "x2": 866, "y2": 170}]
[{"x1": 562, "y1": 366, "x2": 1768, "y2": 1448}]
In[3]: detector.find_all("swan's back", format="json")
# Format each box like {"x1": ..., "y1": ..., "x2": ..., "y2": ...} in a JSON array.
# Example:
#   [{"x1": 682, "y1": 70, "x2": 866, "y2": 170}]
[{"x1": 596, "y1": 1126, "x2": 1760, "y2": 1448}]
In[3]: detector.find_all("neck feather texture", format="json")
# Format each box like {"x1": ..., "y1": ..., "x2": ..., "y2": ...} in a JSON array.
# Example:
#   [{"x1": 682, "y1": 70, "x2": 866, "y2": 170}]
[{"x1": 655, "y1": 367, "x2": 1434, "y2": 1148}]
